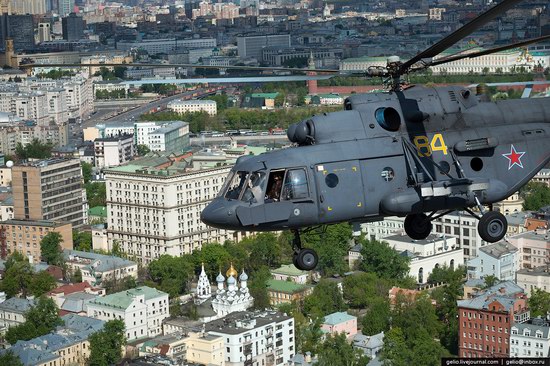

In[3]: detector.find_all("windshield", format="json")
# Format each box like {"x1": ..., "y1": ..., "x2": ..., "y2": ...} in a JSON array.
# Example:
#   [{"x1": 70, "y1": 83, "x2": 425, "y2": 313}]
[
  {"x1": 241, "y1": 172, "x2": 267, "y2": 203},
  {"x1": 282, "y1": 168, "x2": 309, "y2": 200},
  {"x1": 224, "y1": 171, "x2": 249, "y2": 200}
]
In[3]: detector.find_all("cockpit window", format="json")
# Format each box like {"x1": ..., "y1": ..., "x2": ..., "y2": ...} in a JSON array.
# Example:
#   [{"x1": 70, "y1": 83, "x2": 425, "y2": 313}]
[
  {"x1": 282, "y1": 169, "x2": 309, "y2": 200},
  {"x1": 241, "y1": 172, "x2": 267, "y2": 203},
  {"x1": 224, "y1": 171, "x2": 249, "y2": 200},
  {"x1": 265, "y1": 170, "x2": 285, "y2": 202}
]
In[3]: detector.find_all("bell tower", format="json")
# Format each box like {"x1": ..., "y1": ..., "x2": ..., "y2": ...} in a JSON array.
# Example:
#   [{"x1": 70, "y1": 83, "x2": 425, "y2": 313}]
[{"x1": 307, "y1": 50, "x2": 318, "y2": 95}]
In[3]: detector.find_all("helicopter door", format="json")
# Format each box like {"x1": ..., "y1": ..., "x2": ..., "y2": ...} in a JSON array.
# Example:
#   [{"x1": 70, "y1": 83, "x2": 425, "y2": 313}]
[{"x1": 315, "y1": 160, "x2": 365, "y2": 222}]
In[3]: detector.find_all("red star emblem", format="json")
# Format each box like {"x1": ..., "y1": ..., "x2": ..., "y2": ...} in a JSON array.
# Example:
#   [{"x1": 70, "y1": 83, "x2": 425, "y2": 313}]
[{"x1": 502, "y1": 145, "x2": 526, "y2": 170}]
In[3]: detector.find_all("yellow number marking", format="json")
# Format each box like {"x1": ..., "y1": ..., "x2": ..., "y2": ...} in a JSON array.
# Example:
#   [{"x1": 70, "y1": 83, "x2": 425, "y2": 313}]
[{"x1": 413, "y1": 134, "x2": 448, "y2": 157}]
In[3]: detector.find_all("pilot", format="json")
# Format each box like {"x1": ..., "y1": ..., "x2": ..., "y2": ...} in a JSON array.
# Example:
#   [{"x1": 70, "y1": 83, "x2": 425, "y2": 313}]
[{"x1": 266, "y1": 174, "x2": 283, "y2": 202}]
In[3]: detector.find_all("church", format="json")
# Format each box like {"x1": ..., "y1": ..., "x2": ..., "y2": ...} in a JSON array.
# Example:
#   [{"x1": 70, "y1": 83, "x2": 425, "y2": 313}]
[{"x1": 193, "y1": 263, "x2": 254, "y2": 322}]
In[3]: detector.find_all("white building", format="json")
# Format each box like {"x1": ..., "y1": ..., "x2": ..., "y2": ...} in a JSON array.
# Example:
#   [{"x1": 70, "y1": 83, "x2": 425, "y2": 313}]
[
  {"x1": 466, "y1": 241, "x2": 519, "y2": 281},
  {"x1": 94, "y1": 134, "x2": 135, "y2": 169},
  {"x1": 105, "y1": 155, "x2": 244, "y2": 263},
  {"x1": 167, "y1": 99, "x2": 217, "y2": 116},
  {"x1": 63, "y1": 249, "x2": 138, "y2": 287},
  {"x1": 206, "y1": 311, "x2": 295, "y2": 366},
  {"x1": 532, "y1": 168, "x2": 550, "y2": 187},
  {"x1": 383, "y1": 233, "x2": 464, "y2": 284},
  {"x1": 0, "y1": 297, "x2": 35, "y2": 334},
  {"x1": 516, "y1": 266, "x2": 550, "y2": 296},
  {"x1": 87, "y1": 286, "x2": 169, "y2": 341},
  {"x1": 510, "y1": 320, "x2": 550, "y2": 358}
]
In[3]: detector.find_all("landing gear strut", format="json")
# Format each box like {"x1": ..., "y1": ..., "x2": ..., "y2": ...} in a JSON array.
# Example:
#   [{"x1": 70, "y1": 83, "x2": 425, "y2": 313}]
[
  {"x1": 291, "y1": 230, "x2": 318, "y2": 271},
  {"x1": 404, "y1": 213, "x2": 432, "y2": 240}
]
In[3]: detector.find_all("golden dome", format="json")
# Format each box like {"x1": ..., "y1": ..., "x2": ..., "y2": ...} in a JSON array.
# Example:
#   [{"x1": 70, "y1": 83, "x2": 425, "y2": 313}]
[{"x1": 226, "y1": 262, "x2": 238, "y2": 278}]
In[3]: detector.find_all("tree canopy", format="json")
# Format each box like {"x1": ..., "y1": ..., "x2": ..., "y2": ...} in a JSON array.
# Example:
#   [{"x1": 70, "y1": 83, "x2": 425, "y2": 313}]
[
  {"x1": 40, "y1": 232, "x2": 64, "y2": 266},
  {"x1": 529, "y1": 288, "x2": 550, "y2": 318},
  {"x1": 521, "y1": 182, "x2": 550, "y2": 211},
  {"x1": 303, "y1": 280, "x2": 346, "y2": 319},
  {"x1": 88, "y1": 319, "x2": 126, "y2": 366},
  {"x1": 5, "y1": 297, "x2": 63, "y2": 344},
  {"x1": 15, "y1": 139, "x2": 53, "y2": 160},
  {"x1": 316, "y1": 333, "x2": 370, "y2": 366},
  {"x1": 358, "y1": 239, "x2": 411, "y2": 282}
]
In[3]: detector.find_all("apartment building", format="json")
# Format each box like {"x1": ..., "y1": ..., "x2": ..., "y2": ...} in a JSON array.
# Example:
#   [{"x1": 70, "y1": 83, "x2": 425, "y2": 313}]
[
  {"x1": 94, "y1": 134, "x2": 135, "y2": 169},
  {"x1": 104, "y1": 155, "x2": 242, "y2": 263},
  {"x1": 457, "y1": 282, "x2": 529, "y2": 358},
  {"x1": 1, "y1": 219, "x2": 73, "y2": 262},
  {"x1": 184, "y1": 332, "x2": 225, "y2": 366},
  {"x1": 206, "y1": 311, "x2": 295, "y2": 366},
  {"x1": 87, "y1": 286, "x2": 168, "y2": 341},
  {"x1": 12, "y1": 158, "x2": 86, "y2": 228},
  {"x1": 507, "y1": 230, "x2": 550, "y2": 269},
  {"x1": 63, "y1": 249, "x2": 138, "y2": 287},
  {"x1": 467, "y1": 241, "x2": 519, "y2": 281},
  {"x1": 0, "y1": 297, "x2": 35, "y2": 334},
  {"x1": 510, "y1": 319, "x2": 550, "y2": 358},
  {"x1": 516, "y1": 266, "x2": 550, "y2": 296},
  {"x1": 167, "y1": 99, "x2": 217, "y2": 115}
]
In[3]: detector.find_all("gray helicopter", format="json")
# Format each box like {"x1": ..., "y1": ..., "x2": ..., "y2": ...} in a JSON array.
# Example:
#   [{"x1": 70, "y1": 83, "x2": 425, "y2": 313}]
[{"x1": 201, "y1": 0, "x2": 550, "y2": 271}]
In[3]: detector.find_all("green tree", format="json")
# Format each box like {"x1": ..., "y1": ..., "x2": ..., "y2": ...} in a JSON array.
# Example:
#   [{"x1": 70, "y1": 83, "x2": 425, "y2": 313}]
[
  {"x1": 521, "y1": 182, "x2": 550, "y2": 210},
  {"x1": 15, "y1": 139, "x2": 53, "y2": 160},
  {"x1": 317, "y1": 333, "x2": 370, "y2": 366},
  {"x1": 148, "y1": 255, "x2": 194, "y2": 297},
  {"x1": 302, "y1": 224, "x2": 352, "y2": 276},
  {"x1": 303, "y1": 280, "x2": 346, "y2": 318},
  {"x1": 483, "y1": 275, "x2": 499, "y2": 288},
  {"x1": 0, "y1": 254, "x2": 33, "y2": 297},
  {"x1": 359, "y1": 239, "x2": 410, "y2": 281},
  {"x1": 73, "y1": 231, "x2": 92, "y2": 252},
  {"x1": 249, "y1": 266, "x2": 271, "y2": 309},
  {"x1": 343, "y1": 272, "x2": 390, "y2": 309},
  {"x1": 0, "y1": 351, "x2": 24, "y2": 366},
  {"x1": 72, "y1": 267, "x2": 83, "y2": 283},
  {"x1": 192, "y1": 243, "x2": 232, "y2": 275},
  {"x1": 361, "y1": 297, "x2": 391, "y2": 336},
  {"x1": 40, "y1": 232, "x2": 64, "y2": 266},
  {"x1": 85, "y1": 182, "x2": 107, "y2": 208},
  {"x1": 29, "y1": 271, "x2": 57, "y2": 297},
  {"x1": 5, "y1": 297, "x2": 63, "y2": 344},
  {"x1": 295, "y1": 312, "x2": 323, "y2": 354},
  {"x1": 136, "y1": 144, "x2": 151, "y2": 156},
  {"x1": 81, "y1": 162, "x2": 93, "y2": 184},
  {"x1": 241, "y1": 233, "x2": 281, "y2": 271},
  {"x1": 88, "y1": 319, "x2": 126, "y2": 366},
  {"x1": 529, "y1": 288, "x2": 550, "y2": 318},
  {"x1": 381, "y1": 327, "x2": 410, "y2": 366}
]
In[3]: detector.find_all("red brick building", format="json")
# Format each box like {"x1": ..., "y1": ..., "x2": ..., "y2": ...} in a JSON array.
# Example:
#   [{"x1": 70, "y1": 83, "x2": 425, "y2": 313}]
[{"x1": 457, "y1": 281, "x2": 529, "y2": 358}]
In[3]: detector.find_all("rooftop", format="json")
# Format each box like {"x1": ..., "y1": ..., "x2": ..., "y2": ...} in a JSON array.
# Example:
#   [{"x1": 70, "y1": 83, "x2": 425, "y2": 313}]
[
  {"x1": 267, "y1": 279, "x2": 310, "y2": 294},
  {"x1": 323, "y1": 311, "x2": 356, "y2": 326},
  {"x1": 479, "y1": 241, "x2": 518, "y2": 259},
  {"x1": 517, "y1": 265, "x2": 550, "y2": 277},
  {"x1": 457, "y1": 281, "x2": 525, "y2": 312},
  {"x1": 0, "y1": 297, "x2": 35, "y2": 313},
  {"x1": 150, "y1": 121, "x2": 188, "y2": 135},
  {"x1": 206, "y1": 310, "x2": 291, "y2": 335},
  {"x1": 2, "y1": 219, "x2": 70, "y2": 228},
  {"x1": 510, "y1": 230, "x2": 550, "y2": 242},
  {"x1": 271, "y1": 264, "x2": 308, "y2": 277},
  {"x1": 63, "y1": 249, "x2": 137, "y2": 273},
  {"x1": 88, "y1": 286, "x2": 167, "y2": 310},
  {"x1": 88, "y1": 206, "x2": 107, "y2": 218},
  {"x1": 250, "y1": 92, "x2": 279, "y2": 99}
]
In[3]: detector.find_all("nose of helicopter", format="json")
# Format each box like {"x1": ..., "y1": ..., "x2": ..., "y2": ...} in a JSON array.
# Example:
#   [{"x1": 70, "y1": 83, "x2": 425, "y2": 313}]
[{"x1": 201, "y1": 198, "x2": 241, "y2": 230}]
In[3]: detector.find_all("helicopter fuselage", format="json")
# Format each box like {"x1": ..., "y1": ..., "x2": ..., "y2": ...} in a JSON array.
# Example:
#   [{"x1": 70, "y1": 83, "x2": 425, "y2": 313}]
[{"x1": 201, "y1": 85, "x2": 550, "y2": 232}]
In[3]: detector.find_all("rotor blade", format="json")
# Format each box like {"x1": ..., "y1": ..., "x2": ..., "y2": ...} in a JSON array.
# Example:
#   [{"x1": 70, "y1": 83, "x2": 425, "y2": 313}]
[
  {"x1": 425, "y1": 34, "x2": 550, "y2": 67},
  {"x1": 19, "y1": 62, "x2": 340, "y2": 74},
  {"x1": 122, "y1": 75, "x2": 335, "y2": 85},
  {"x1": 399, "y1": 0, "x2": 525, "y2": 73}
]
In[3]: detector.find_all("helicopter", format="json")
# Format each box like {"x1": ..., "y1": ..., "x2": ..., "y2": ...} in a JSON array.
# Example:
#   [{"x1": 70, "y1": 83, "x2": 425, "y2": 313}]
[{"x1": 200, "y1": 0, "x2": 550, "y2": 271}]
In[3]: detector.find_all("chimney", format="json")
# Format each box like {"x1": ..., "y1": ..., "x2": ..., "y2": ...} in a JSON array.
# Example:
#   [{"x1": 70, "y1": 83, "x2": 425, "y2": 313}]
[{"x1": 305, "y1": 352, "x2": 312, "y2": 363}]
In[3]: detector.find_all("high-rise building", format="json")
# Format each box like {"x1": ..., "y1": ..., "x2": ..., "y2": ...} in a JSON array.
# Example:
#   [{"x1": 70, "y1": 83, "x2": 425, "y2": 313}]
[
  {"x1": 57, "y1": 0, "x2": 74, "y2": 16},
  {"x1": 237, "y1": 34, "x2": 291, "y2": 60},
  {"x1": 38, "y1": 22, "x2": 51, "y2": 43},
  {"x1": 104, "y1": 154, "x2": 244, "y2": 263},
  {"x1": 0, "y1": 0, "x2": 10, "y2": 14},
  {"x1": 12, "y1": 158, "x2": 86, "y2": 228},
  {"x1": 457, "y1": 281, "x2": 530, "y2": 358},
  {"x1": 10, "y1": 0, "x2": 47, "y2": 15},
  {"x1": 62, "y1": 13, "x2": 84, "y2": 41},
  {"x1": 3, "y1": 14, "x2": 34, "y2": 51}
]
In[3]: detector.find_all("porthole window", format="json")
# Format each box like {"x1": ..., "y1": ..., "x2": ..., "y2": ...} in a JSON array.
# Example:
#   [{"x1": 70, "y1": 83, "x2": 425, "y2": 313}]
[
  {"x1": 439, "y1": 161, "x2": 451, "y2": 174},
  {"x1": 375, "y1": 107, "x2": 401, "y2": 132},
  {"x1": 471, "y1": 157, "x2": 483, "y2": 172},
  {"x1": 381, "y1": 167, "x2": 394, "y2": 182},
  {"x1": 325, "y1": 173, "x2": 339, "y2": 188}
]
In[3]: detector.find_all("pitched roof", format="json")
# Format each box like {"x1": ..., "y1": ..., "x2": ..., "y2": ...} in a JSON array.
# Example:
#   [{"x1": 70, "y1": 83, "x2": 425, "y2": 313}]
[
  {"x1": 88, "y1": 286, "x2": 167, "y2": 310},
  {"x1": 479, "y1": 241, "x2": 518, "y2": 259},
  {"x1": 267, "y1": 279, "x2": 310, "y2": 294},
  {"x1": 48, "y1": 282, "x2": 92, "y2": 296},
  {"x1": 271, "y1": 264, "x2": 308, "y2": 277},
  {"x1": 0, "y1": 297, "x2": 35, "y2": 313},
  {"x1": 457, "y1": 281, "x2": 525, "y2": 311},
  {"x1": 323, "y1": 311, "x2": 356, "y2": 326}
]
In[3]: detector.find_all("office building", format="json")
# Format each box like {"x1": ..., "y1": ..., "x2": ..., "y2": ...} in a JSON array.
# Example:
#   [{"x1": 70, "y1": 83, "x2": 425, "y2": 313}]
[
  {"x1": 1, "y1": 219, "x2": 73, "y2": 262},
  {"x1": 87, "y1": 286, "x2": 169, "y2": 341},
  {"x1": 10, "y1": 0, "x2": 47, "y2": 15},
  {"x1": 94, "y1": 134, "x2": 135, "y2": 169},
  {"x1": 38, "y1": 22, "x2": 51, "y2": 43},
  {"x1": 62, "y1": 13, "x2": 85, "y2": 41},
  {"x1": 457, "y1": 282, "x2": 529, "y2": 358},
  {"x1": 167, "y1": 99, "x2": 217, "y2": 115},
  {"x1": 467, "y1": 241, "x2": 519, "y2": 281},
  {"x1": 12, "y1": 158, "x2": 86, "y2": 228},
  {"x1": 104, "y1": 154, "x2": 243, "y2": 263},
  {"x1": 237, "y1": 34, "x2": 291, "y2": 59},
  {"x1": 4, "y1": 15, "x2": 34, "y2": 51},
  {"x1": 206, "y1": 311, "x2": 295, "y2": 366},
  {"x1": 146, "y1": 121, "x2": 189, "y2": 153},
  {"x1": 183, "y1": 332, "x2": 225, "y2": 366}
]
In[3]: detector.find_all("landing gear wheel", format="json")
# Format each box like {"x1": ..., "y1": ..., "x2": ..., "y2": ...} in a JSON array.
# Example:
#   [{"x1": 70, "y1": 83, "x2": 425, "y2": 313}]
[
  {"x1": 478, "y1": 211, "x2": 507, "y2": 243},
  {"x1": 294, "y1": 249, "x2": 318, "y2": 271},
  {"x1": 404, "y1": 213, "x2": 433, "y2": 240}
]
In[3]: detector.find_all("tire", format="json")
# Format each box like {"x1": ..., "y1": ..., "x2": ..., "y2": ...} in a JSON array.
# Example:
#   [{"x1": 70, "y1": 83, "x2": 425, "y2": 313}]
[
  {"x1": 404, "y1": 213, "x2": 432, "y2": 240},
  {"x1": 295, "y1": 249, "x2": 318, "y2": 271},
  {"x1": 478, "y1": 211, "x2": 507, "y2": 243}
]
